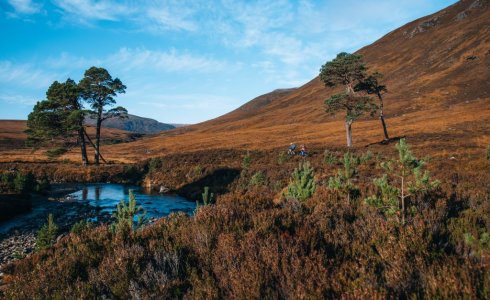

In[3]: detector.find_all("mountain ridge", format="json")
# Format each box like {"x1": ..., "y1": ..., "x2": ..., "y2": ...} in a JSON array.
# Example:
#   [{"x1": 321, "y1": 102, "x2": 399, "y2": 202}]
[{"x1": 84, "y1": 114, "x2": 175, "y2": 134}]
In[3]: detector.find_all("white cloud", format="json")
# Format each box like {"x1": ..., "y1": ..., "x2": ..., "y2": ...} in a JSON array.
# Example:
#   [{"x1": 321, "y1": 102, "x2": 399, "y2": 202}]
[
  {"x1": 146, "y1": 9, "x2": 196, "y2": 31},
  {"x1": 7, "y1": 0, "x2": 41, "y2": 14},
  {"x1": 108, "y1": 48, "x2": 229, "y2": 73},
  {"x1": 41, "y1": 48, "x2": 231, "y2": 75},
  {"x1": 52, "y1": 0, "x2": 132, "y2": 22},
  {"x1": 0, "y1": 94, "x2": 37, "y2": 105},
  {"x1": 0, "y1": 61, "x2": 59, "y2": 89},
  {"x1": 145, "y1": 1, "x2": 198, "y2": 31}
]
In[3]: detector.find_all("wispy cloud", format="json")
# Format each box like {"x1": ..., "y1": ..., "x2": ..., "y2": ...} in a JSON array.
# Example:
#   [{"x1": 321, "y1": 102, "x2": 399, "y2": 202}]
[
  {"x1": 7, "y1": 0, "x2": 41, "y2": 14},
  {"x1": 144, "y1": 1, "x2": 198, "y2": 32},
  {"x1": 52, "y1": 0, "x2": 132, "y2": 23},
  {"x1": 0, "y1": 61, "x2": 59, "y2": 89},
  {"x1": 0, "y1": 94, "x2": 37, "y2": 105},
  {"x1": 108, "y1": 48, "x2": 229, "y2": 73}
]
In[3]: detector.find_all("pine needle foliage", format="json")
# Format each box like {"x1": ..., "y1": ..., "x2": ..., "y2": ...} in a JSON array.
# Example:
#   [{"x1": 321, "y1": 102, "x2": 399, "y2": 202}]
[
  {"x1": 327, "y1": 152, "x2": 360, "y2": 202},
  {"x1": 35, "y1": 214, "x2": 59, "y2": 251},
  {"x1": 201, "y1": 186, "x2": 214, "y2": 205},
  {"x1": 110, "y1": 190, "x2": 147, "y2": 233},
  {"x1": 366, "y1": 138, "x2": 439, "y2": 224},
  {"x1": 195, "y1": 186, "x2": 214, "y2": 213},
  {"x1": 242, "y1": 151, "x2": 251, "y2": 169},
  {"x1": 286, "y1": 161, "x2": 316, "y2": 202}
]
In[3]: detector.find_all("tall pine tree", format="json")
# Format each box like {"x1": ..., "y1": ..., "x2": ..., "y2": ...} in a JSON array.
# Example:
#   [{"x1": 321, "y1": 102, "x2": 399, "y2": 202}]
[
  {"x1": 79, "y1": 67, "x2": 127, "y2": 165},
  {"x1": 355, "y1": 72, "x2": 390, "y2": 141},
  {"x1": 320, "y1": 52, "x2": 377, "y2": 147},
  {"x1": 26, "y1": 79, "x2": 89, "y2": 165}
]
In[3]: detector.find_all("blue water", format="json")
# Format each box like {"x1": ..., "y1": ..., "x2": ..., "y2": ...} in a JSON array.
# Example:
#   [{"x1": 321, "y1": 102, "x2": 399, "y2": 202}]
[{"x1": 67, "y1": 183, "x2": 195, "y2": 219}]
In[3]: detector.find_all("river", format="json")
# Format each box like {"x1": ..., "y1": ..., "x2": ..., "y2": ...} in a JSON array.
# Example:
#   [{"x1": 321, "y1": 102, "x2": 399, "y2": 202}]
[{"x1": 0, "y1": 183, "x2": 196, "y2": 267}]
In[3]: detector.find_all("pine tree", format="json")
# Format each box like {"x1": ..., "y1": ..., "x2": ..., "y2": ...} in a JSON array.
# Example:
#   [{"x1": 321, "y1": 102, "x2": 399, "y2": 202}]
[
  {"x1": 26, "y1": 79, "x2": 89, "y2": 165},
  {"x1": 327, "y1": 153, "x2": 360, "y2": 202},
  {"x1": 355, "y1": 72, "x2": 390, "y2": 141},
  {"x1": 35, "y1": 214, "x2": 58, "y2": 251},
  {"x1": 111, "y1": 190, "x2": 147, "y2": 233},
  {"x1": 368, "y1": 139, "x2": 439, "y2": 224},
  {"x1": 286, "y1": 161, "x2": 316, "y2": 201},
  {"x1": 79, "y1": 67, "x2": 127, "y2": 165},
  {"x1": 320, "y1": 53, "x2": 378, "y2": 147}
]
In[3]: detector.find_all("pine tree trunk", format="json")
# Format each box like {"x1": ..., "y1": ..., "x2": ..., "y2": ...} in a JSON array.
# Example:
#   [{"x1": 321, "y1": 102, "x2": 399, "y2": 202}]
[
  {"x1": 378, "y1": 93, "x2": 389, "y2": 140},
  {"x1": 94, "y1": 109, "x2": 102, "y2": 165},
  {"x1": 78, "y1": 127, "x2": 88, "y2": 166},
  {"x1": 345, "y1": 120, "x2": 353, "y2": 147},
  {"x1": 380, "y1": 114, "x2": 389, "y2": 141}
]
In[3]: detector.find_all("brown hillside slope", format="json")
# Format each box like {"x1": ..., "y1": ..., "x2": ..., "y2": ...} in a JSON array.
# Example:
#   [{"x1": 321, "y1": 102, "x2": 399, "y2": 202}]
[
  {"x1": 1, "y1": 0, "x2": 489, "y2": 163},
  {"x1": 0, "y1": 120, "x2": 144, "y2": 162},
  {"x1": 101, "y1": 0, "x2": 489, "y2": 162}
]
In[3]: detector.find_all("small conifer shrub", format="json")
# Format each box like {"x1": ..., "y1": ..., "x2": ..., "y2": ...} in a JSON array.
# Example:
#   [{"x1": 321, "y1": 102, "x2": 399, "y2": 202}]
[
  {"x1": 278, "y1": 151, "x2": 288, "y2": 165},
  {"x1": 249, "y1": 171, "x2": 266, "y2": 186},
  {"x1": 327, "y1": 152, "x2": 360, "y2": 202},
  {"x1": 201, "y1": 186, "x2": 214, "y2": 205},
  {"x1": 242, "y1": 151, "x2": 251, "y2": 169},
  {"x1": 196, "y1": 186, "x2": 214, "y2": 212},
  {"x1": 35, "y1": 214, "x2": 58, "y2": 251},
  {"x1": 285, "y1": 161, "x2": 316, "y2": 201},
  {"x1": 70, "y1": 219, "x2": 91, "y2": 235},
  {"x1": 323, "y1": 149, "x2": 338, "y2": 165},
  {"x1": 110, "y1": 190, "x2": 147, "y2": 233},
  {"x1": 366, "y1": 138, "x2": 439, "y2": 224}
]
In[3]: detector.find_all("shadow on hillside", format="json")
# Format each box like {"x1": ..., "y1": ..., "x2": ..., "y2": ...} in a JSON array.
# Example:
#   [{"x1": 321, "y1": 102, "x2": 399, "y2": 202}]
[
  {"x1": 366, "y1": 136, "x2": 406, "y2": 147},
  {"x1": 177, "y1": 168, "x2": 240, "y2": 200}
]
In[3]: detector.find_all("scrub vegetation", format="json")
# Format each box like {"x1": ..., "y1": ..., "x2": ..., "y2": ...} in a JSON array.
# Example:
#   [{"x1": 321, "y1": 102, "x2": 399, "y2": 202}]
[{"x1": 2, "y1": 140, "x2": 489, "y2": 299}]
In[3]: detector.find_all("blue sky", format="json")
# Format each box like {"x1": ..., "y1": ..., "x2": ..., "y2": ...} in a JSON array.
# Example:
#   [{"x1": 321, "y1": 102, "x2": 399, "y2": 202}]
[{"x1": 1, "y1": 0, "x2": 457, "y2": 124}]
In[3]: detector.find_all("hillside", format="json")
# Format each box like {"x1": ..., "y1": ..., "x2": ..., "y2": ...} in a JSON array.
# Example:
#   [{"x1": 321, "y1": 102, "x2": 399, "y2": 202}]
[
  {"x1": 0, "y1": 120, "x2": 144, "y2": 162},
  {"x1": 84, "y1": 114, "x2": 175, "y2": 134},
  {"x1": 101, "y1": 0, "x2": 489, "y2": 162},
  {"x1": 0, "y1": 0, "x2": 488, "y2": 164}
]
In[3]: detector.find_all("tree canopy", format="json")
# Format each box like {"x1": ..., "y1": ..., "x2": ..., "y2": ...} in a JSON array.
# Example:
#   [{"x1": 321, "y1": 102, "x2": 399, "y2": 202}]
[
  {"x1": 319, "y1": 52, "x2": 377, "y2": 147},
  {"x1": 354, "y1": 72, "x2": 390, "y2": 140},
  {"x1": 325, "y1": 93, "x2": 377, "y2": 123},
  {"x1": 319, "y1": 52, "x2": 366, "y2": 89},
  {"x1": 26, "y1": 79, "x2": 83, "y2": 146},
  {"x1": 26, "y1": 67, "x2": 127, "y2": 165},
  {"x1": 79, "y1": 67, "x2": 127, "y2": 165},
  {"x1": 79, "y1": 67, "x2": 126, "y2": 113}
]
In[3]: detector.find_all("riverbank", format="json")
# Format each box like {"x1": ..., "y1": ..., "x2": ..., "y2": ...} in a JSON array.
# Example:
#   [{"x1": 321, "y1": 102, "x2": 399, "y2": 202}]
[
  {"x1": 0, "y1": 185, "x2": 103, "y2": 269},
  {"x1": 0, "y1": 182, "x2": 196, "y2": 272},
  {"x1": 0, "y1": 194, "x2": 32, "y2": 223}
]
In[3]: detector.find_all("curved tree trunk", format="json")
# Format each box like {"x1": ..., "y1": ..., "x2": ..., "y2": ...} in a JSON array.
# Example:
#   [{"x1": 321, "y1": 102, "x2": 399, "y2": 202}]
[
  {"x1": 380, "y1": 114, "x2": 389, "y2": 141},
  {"x1": 78, "y1": 127, "x2": 88, "y2": 166},
  {"x1": 345, "y1": 120, "x2": 353, "y2": 147},
  {"x1": 94, "y1": 108, "x2": 102, "y2": 165}
]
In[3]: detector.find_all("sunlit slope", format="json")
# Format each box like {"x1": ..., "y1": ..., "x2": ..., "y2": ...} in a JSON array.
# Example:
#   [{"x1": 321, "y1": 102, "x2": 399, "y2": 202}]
[
  {"x1": 1, "y1": 0, "x2": 489, "y2": 163},
  {"x1": 101, "y1": 0, "x2": 489, "y2": 162}
]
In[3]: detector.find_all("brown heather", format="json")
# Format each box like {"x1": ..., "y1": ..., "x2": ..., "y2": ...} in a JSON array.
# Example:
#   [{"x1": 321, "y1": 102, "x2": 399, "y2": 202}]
[{"x1": 1, "y1": 147, "x2": 489, "y2": 299}]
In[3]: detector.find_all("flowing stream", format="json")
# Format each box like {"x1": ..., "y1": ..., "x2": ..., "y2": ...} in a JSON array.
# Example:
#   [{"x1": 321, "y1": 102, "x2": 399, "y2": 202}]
[
  {"x1": 0, "y1": 183, "x2": 195, "y2": 267},
  {"x1": 66, "y1": 183, "x2": 195, "y2": 220}
]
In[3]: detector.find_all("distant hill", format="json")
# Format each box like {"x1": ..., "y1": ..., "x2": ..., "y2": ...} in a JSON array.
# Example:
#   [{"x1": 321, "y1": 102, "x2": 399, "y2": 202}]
[
  {"x1": 85, "y1": 114, "x2": 175, "y2": 134},
  {"x1": 169, "y1": 124, "x2": 190, "y2": 128},
  {"x1": 0, "y1": 120, "x2": 145, "y2": 154}
]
